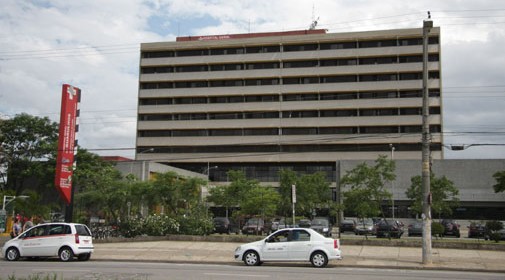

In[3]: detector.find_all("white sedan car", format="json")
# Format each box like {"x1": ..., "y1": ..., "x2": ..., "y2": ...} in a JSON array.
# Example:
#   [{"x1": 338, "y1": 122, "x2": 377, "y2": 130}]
[
  {"x1": 2, "y1": 222, "x2": 94, "y2": 262},
  {"x1": 234, "y1": 228, "x2": 342, "y2": 267}
]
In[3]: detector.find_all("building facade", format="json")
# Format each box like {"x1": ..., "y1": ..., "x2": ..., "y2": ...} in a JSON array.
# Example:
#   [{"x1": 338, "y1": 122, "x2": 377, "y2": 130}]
[
  {"x1": 136, "y1": 28, "x2": 442, "y2": 182},
  {"x1": 338, "y1": 159, "x2": 505, "y2": 220}
]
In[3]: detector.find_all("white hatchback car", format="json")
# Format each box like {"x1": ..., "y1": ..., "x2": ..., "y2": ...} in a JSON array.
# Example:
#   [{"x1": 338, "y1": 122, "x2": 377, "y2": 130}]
[
  {"x1": 2, "y1": 222, "x2": 94, "y2": 262},
  {"x1": 234, "y1": 228, "x2": 342, "y2": 267}
]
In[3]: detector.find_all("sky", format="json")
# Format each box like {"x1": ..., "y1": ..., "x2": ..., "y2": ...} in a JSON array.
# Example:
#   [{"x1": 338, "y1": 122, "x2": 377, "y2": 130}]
[{"x1": 1, "y1": 0, "x2": 504, "y2": 159}]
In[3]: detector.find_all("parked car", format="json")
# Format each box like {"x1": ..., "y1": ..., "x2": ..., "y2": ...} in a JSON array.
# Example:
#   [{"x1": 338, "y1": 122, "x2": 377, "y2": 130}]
[
  {"x1": 213, "y1": 217, "x2": 238, "y2": 234},
  {"x1": 441, "y1": 219, "x2": 460, "y2": 238},
  {"x1": 298, "y1": 219, "x2": 312, "y2": 228},
  {"x1": 468, "y1": 222, "x2": 487, "y2": 238},
  {"x1": 234, "y1": 228, "x2": 342, "y2": 267},
  {"x1": 355, "y1": 218, "x2": 375, "y2": 235},
  {"x1": 242, "y1": 218, "x2": 266, "y2": 235},
  {"x1": 2, "y1": 222, "x2": 94, "y2": 262},
  {"x1": 375, "y1": 220, "x2": 404, "y2": 238},
  {"x1": 339, "y1": 219, "x2": 357, "y2": 233},
  {"x1": 310, "y1": 217, "x2": 332, "y2": 237},
  {"x1": 408, "y1": 221, "x2": 423, "y2": 237}
]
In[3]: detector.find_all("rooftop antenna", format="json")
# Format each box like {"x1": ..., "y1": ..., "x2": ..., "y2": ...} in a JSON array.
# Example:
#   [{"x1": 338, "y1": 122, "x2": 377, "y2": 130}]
[{"x1": 309, "y1": 3, "x2": 319, "y2": 30}]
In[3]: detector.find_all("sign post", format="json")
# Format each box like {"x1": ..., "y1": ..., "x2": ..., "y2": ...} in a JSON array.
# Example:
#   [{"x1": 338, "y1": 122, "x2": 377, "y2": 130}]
[
  {"x1": 55, "y1": 84, "x2": 81, "y2": 222},
  {"x1": 292, "y1": 184, "x2": 296, "y2": 226}
]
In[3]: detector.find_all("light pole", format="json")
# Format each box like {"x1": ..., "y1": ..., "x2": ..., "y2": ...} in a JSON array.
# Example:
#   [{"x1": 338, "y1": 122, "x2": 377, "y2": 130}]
[
  {"x1": 1, "y1": 195, "x2": 29, "y2": 233},
  {"x1": 421, "y1": 17, "x2": 433, "y2": 265},
  {"x1": 203, "y1": 164, "x2": 219, "y2": 181},
  {"x1": 389, "y1": 144, "x2": 395, "y2": 220},
  {"x1": 2, "y1": 195, "x2": 29, "y2": 211}
]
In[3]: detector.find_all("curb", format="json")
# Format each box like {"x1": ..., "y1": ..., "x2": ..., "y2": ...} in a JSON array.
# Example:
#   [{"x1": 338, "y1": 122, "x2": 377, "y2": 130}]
[{"x1": 91, "y1": 234, "x2": 505, "y2": 251}]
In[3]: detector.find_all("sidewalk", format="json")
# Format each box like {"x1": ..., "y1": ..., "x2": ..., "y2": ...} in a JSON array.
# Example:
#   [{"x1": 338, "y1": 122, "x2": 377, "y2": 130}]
[{"x1": 92, "y1": 240, "x2": 505, "y2": 272}]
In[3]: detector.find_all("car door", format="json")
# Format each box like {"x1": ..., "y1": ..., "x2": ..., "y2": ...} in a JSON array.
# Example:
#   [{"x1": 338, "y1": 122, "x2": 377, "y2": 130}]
[
  {"x1": 287, "y1": 229, "x2": 313, "y2": 260},
  {"x1": 18, "y1": 224, "x2": 48, "y2": 256},
  {"x1": 261, "y1": 230, "x2": 289, "y2": 260},
  {"x1": 45, "y1": 224, "x2": 72, "y2": 256}
]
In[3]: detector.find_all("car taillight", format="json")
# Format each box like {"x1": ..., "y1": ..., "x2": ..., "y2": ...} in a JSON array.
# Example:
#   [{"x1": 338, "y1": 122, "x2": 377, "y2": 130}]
[
  {"x1": 75, "y1": 234, "x2": 80, "y2": 244},
  {"x1": 334, "y1": 239, "x2": 340, "y2": 249}
]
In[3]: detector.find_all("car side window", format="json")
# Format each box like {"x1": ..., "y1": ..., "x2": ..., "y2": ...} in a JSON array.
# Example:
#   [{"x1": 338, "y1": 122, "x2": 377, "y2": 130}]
[
  {"x1": 24, "y1": 225, "x2": 46, "y2": 238},
  {"x1": 49, "y1": 224, "x2": 70, "y2": 235},
  {"x1": 290, "y1": 230, "x2": 310, "y2": 242},
  {"x1": 268, "y1": 230, "x2": 290, "y2": 243}
]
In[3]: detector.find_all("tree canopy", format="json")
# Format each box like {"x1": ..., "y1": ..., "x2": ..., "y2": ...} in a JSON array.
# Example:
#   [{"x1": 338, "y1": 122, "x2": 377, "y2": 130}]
[
  {"x1": 340, "y1": 155, "x2": 395, "y2": 219},
  {"x1": 406, "y1": 173, "x2": 459, "y2": 218},
  {"x1": 493, "y1": 171, "x2": 505, "y2": 193},
  {"x1": 0, "y1": 113, "x2": 58, "y2": 194}
]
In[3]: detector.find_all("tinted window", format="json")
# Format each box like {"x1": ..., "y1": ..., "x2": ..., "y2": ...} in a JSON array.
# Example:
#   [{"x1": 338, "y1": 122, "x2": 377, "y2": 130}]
[
  {"x1": 49, "y1": 224, "x2": 71, "y2": 235},
  {"x1": 75, "y1": 224, "x2": 92, "y2": 236}
]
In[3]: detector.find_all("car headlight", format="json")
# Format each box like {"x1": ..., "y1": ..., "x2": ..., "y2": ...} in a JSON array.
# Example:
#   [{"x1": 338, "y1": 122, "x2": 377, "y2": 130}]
[
  {"x1": 235, "y1": 246, "x2": 241, "y2": 253},
  {"x1": 323, "y1": 228, "x2": 329, "y2": 232}
]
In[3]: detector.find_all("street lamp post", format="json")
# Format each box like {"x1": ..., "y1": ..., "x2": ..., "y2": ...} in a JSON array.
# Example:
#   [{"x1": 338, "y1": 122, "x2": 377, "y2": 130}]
[
  {"x1": 421, "y1": 17, "x2": 433, "y2": 265},
  {"x1": 1, "y1": 195, "x2": 29, "y2": 233}
]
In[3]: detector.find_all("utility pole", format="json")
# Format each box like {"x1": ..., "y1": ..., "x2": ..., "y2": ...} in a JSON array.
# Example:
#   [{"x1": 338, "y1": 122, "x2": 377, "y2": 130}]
[{"x1": 422, "y1": 16, "x2": 433, "y2": 266}]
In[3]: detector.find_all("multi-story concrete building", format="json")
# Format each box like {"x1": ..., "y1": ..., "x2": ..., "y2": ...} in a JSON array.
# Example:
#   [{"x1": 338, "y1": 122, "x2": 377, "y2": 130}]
[{"x1": 136, "y1": 28, "x2": 442, "y2": 182}]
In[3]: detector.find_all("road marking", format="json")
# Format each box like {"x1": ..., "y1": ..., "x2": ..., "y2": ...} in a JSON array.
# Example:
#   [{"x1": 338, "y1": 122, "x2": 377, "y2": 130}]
[
  {"x1": 34, "y1": 269, "x2": 91, "y2": 273},
  {"x1": 204, "y1": 272, "x2": 270, "y2": 278}
]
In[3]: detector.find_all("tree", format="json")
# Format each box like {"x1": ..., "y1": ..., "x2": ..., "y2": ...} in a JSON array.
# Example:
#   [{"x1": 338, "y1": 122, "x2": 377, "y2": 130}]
[
  {"x1": 0, "y1": 113, "x2": 58, "y2": 194},
  {"x1": 240, "y1": 186, "x2": 280, "y2": 218},
  {"x1": 278, "y1": 169, "x2": 332, "y2": 218},
  {"x1": 406, "y1": 173, "x2": 459, "y2": 218},
  {"x1": 73, "y1": 149, "x2": 126, "y2": 223},
  {"x1": 151, "y1": 171, "x2": 206, "y2": 215},
  {"x1": 340, "y1": 155, "x2": 395, "y2": 220},
  {"x1": 493, "y1": 171, "x2": 505, "y2": 193}
]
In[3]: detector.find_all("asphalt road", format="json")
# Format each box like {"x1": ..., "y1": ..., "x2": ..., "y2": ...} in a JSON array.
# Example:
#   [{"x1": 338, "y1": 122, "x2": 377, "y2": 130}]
[{"x1": 1, "y1": 261, "x2": 504, "y2": 280}]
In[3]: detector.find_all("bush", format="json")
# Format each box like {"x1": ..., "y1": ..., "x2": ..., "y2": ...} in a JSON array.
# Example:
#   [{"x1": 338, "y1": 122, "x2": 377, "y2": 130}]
[
  {"x1": 119, "y1": 215, "x2": 179, "y2": 237},
  {"x1": 485, "y1": 220, "x2": 503, "y2": 243},
  {"x1": 431, "y1": 222, "x2": 445, "y2": 239},
  {"x1": 176, "y1": 206, "x2": 214, "y2": 235}
]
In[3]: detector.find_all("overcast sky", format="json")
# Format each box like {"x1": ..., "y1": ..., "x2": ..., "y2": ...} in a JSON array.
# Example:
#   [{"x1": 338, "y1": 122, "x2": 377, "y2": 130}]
[{"x1": 1, "y1": 0, "x2": 504, "y2": 159}]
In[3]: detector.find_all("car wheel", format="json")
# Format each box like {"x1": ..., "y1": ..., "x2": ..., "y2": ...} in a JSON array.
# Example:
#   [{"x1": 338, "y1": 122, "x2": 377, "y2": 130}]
[
  {"x1": 310, "y1": 251, "x2": 328, "y2": 268},
  {"x1": 243, "y1": 250, "x2": 260, "y2": 266},
  {"x1": 77, "y1": 253, "x2": 91, "y2": 261},
  {"x1": 5, "y1": 247, "x2": 20, "y2": 261},
  {"x1": 59, "y1": 247, "x2": 74, "y2": 262}
]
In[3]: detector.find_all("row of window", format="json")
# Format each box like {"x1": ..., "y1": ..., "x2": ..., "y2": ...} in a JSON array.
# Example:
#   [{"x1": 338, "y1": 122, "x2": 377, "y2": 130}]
[
  {"x1": 139, "y1": 89, "x2": 440, "y2": 106},
  {"x1": 138, "y1": 125, "x2": 442, "y2": 137},
  {"x1": 140, "y1": 54, "x2": 439, "y2": 74},
  {"x1": 136, "y1": 142, "x2": 442, "y2": 154},
  {"x1": 139, "y1": 107, "x2": 440, "y2": 121},
  {"x1": 140, "y1": 72, "x2": 440, "y2": 89},
  {"x1": 142, "y1": 37, "x2": 439, "y2": 58}
]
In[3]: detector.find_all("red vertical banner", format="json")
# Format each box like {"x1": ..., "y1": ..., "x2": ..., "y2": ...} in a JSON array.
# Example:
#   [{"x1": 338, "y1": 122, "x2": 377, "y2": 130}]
[{"x1": 55, "y1": 84, "x2": 80, "y2": 205}]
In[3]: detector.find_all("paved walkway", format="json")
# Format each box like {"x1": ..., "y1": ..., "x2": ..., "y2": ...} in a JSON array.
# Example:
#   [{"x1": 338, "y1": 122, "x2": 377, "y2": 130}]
[{"x1": 92, "y1": 240, "x2": 505, "y2": 272}]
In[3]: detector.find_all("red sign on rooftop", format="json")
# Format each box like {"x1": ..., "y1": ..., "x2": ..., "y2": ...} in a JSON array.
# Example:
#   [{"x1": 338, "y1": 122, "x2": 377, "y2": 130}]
[{"x1": 176, "y1": 29, "x2": 326, "y2": 42}]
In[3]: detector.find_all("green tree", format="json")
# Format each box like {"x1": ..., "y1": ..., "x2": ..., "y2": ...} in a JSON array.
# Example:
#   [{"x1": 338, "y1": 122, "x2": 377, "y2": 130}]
[
  {"x1": 278, "y1": 169, "x2": 332, "y2": 218},
  {"x1": 240, "y1": 186, "x2": 280, "y2": 218},
  {"x1": 406, "y1": 173, "x2": 459, "y2": 218},
  {"x1": 151, "y1": 171, "x2": 206, "y2": 215},
  {"x1": 73, "y1": 149, "x2": 125, "y2": 223},
  {"x1": 207, "y1": 185, "x2": 234, "y2": 217},
  {"x1": 493, "y1": 171, "x2": 505, "y2": 193},
  {"x1": 0, "y1": 113, "x2": 58, "y2": 194},
  {"x1": 340, "y1": 155, "x2": 395, "y2": 220}
]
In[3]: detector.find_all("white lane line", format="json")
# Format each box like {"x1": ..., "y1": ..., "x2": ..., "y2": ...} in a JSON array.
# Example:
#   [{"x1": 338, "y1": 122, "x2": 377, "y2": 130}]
[{"x1": 204, "y1": 272, "x2": 270, "y2": 278}]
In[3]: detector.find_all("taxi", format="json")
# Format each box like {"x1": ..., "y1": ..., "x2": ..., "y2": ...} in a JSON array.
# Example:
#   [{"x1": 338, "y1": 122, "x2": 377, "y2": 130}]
[
  {"x1": 2, "y1": 222, "x2": 94, "y2": 261},
  {"x1": 234, "y1": 228, "x2": 342, "y2": 267}
]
